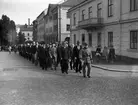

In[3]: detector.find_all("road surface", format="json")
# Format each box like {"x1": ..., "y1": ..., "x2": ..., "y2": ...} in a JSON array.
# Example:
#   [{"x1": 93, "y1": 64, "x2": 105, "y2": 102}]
[{"x1": 0, "y1": 52, "x2": 138, "y2": 105}]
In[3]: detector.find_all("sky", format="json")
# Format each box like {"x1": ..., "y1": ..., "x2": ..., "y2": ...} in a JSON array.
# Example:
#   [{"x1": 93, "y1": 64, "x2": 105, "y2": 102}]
[{"x1": 0, "y1": 0, "x2": 61, "y2": 25}]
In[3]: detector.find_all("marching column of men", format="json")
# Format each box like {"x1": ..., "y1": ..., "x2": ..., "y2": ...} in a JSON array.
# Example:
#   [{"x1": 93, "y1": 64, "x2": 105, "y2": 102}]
[{"x1": 18, "y1": 41, "x2": 93, "y2": 78}]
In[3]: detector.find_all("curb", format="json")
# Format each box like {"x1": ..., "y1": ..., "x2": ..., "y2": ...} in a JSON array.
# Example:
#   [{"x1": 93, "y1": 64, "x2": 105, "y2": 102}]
[{"x1": 91, "y1": 64, "x2": 138, "y2": 73}]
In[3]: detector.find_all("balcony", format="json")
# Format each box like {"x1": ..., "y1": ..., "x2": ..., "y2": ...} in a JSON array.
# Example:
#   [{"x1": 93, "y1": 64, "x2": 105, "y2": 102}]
[{"x1": 78, "y1": 17, "x2": 104, "y2": 30}]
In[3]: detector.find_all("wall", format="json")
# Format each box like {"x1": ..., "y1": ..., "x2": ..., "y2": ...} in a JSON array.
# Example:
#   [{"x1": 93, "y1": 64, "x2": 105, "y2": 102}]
[
  {"x1": 22, "y1": 31, "x2": 33, "y2": 41},
  {"x1": 121, "y1": 0, "x2": 138, "y2": 20},
  {"x1": 60, "y1": 6, "x2": 71, "y2": 41}
]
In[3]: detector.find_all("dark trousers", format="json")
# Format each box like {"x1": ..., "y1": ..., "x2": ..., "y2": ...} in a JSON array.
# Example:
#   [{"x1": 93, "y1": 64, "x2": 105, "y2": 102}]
[
  {"x1": 75, "y1": 58, "x2": 82, "y2": 72},
  {"x1": 41, "y1": 58, "x2": 46, "y2": 69},
  {"x1": 83, "y1": 63, "x2": 91, "y2": 77},
  {"x1": 70, "y1": 58, "x2": 74, "y2": 70},
  {"x1": 61, "y1": 59, "x2": 68, "y2": 73}
]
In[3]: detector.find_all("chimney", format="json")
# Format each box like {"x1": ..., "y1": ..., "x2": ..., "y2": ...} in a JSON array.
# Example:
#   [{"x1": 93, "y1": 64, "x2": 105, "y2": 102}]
[{"x1": 28, "y1": 18, "x2": 30, "y2": 26}]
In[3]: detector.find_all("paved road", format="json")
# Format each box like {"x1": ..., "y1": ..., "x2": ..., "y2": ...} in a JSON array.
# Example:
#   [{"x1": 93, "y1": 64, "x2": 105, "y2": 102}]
[{"x1": 0, "y1": 52, "x2": 138, "y2": 105}]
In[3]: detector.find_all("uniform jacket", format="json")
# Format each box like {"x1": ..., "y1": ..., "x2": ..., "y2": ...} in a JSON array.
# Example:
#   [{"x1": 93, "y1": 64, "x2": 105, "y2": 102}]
[{"x1": 79, "y1": 47, "x2": 92, "y2": 63}]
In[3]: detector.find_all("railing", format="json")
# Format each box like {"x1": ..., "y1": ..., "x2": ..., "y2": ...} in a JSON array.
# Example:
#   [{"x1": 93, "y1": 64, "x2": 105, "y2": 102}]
[{"x1": 78, "y1": 17, "x2": 104, "y2": 27}]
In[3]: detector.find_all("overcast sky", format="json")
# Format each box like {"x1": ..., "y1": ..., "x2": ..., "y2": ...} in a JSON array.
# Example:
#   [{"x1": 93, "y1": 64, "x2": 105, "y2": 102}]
[{"x1": 0, "y1": 0, "x2": 61, "y2": 25}]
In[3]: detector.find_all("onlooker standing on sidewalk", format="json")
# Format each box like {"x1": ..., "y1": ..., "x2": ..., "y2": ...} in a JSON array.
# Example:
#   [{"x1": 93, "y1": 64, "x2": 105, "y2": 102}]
[
  {"x1": 108, "y1": 45, "x2": 116, "y2": 63},
  {"x1": 95, "y1": 45, "x2": 101, "y2": 63},
  {"x1": 102, "y1": 46, "x2": 108, "y2": 62},
  {"x1": 79, "y1": 42, "x2": 93, "y2": 78}
]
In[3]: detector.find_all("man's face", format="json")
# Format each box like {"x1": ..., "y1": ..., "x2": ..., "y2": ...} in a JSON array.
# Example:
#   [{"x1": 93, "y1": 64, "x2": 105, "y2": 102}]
[{"x1": 77, "y1": 42, "x2": 80, "y2": 46}]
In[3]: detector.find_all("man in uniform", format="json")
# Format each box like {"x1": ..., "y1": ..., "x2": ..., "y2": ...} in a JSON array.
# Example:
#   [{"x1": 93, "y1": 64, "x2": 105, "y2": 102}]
[{"x1": 79, "y1": 42, "x2": 93, "y2": 78}]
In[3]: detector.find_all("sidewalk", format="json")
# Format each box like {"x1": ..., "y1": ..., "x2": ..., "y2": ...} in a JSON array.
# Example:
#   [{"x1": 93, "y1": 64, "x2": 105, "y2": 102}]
[{"x1": 91, "y1": 62, "x2": 138, "y2": 73}]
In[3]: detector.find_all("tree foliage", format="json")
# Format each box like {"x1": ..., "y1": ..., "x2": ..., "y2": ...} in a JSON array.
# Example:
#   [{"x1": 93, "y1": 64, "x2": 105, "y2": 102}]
[
  {"x1": 0, "y1": 15, "x2": 16, "y2": 45},
  {"x1": 18, "y1": 31, "x2": 25, "y2": 44}
]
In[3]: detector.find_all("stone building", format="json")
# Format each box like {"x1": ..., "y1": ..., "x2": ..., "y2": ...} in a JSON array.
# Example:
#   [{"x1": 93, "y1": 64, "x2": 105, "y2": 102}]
[
  {"x1": 68, "y1": 0, "x2": 138, "y2": 61},
  {"x1": 44, "y1": 0, "x2": 79, "y2": 44},
  {"x1": 36, "y1": 11, "x2": 45, "y2": 42}
]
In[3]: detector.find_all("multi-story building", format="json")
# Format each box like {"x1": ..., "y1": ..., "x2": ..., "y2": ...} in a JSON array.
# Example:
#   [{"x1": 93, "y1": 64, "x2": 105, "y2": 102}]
[
  {"x1": 44, "y1": 0, "x2": 79, "y2": 44},
  {"x1": 32, "y1": 20, "x2": 38, "y2": 42},
  {"x1": 20, "y1": 23, "x2": 33, "y2": 42},
  {"x1": 36, "y1": 11, "x2": 45, "y2": 42},
  {"x1": 68, "y1": 0, "x2": 138, "y2": 61},
  {"x1": 44, "y1": 4, "x2": 57, "y2": 44}
]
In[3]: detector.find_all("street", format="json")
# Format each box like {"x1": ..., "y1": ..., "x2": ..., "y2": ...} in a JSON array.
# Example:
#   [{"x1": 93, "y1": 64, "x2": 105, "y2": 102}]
[{"x1": 0, "y1": 52, "x2": 138, "y2": 105}]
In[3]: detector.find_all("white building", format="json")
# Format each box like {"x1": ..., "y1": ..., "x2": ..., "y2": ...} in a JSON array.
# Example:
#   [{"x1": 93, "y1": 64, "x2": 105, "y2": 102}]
[
  {"x1": 68, "y1": 0, "x2": 138, "y2": 62},
  {"x1": 20, "y1": 26, "x2": 33, "y2": 41},
  {"x1": 44, "y1": 0, "x2": 79, "y2": 43}
]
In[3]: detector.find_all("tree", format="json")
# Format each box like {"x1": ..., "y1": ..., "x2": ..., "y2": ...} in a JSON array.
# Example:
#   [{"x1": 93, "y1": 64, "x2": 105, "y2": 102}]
[
  {"x1": 18, "y1": 31, "x2": 25, "y2": 44},
  {"x1": 0, "y1": 15, "x2": 16, "y2": 45},
  {"x1": 9, "y1": 20, "x2": 16, "y2": 30}
]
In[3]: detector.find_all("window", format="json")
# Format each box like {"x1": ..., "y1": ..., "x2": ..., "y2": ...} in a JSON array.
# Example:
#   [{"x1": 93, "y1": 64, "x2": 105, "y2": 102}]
[
  {"x1": 54, "y1": 25, "x2": 58, "y2": 32},
  {"x1": 74, "y1": 34, "x2": 76, "y2": 45},
  {"x1": 97, "y1": 3, "x2": 102, "y2": 18},
  {"x1": 88, "y1": 33, "x2": 92, "y2": 47},
  {"x1": 49, "y1": 16, "x2": 52, "y2": 21},
  {"x1": 108, "y1": 0, "x2": 113, "y2": 17},
  {"x1": 82, "y1": 34, "x2": 85, "y2": 44},
  {"x1": 45, "y1": 18, "x2": 48, "y2": 23},
  {"x1": 73, "y1": 13, "x2": 76, "y2": 25},
  {"x1": 97, "y1": 33, "x2": 101, "y2": 46},
  {"x1": 53, "y1": 13, "x2": 58, "y2": 20},
  {"x1": 28, "y1": 33, "x2": 29, "y2": 36},
  {"x1": 130, "y1": 0, "x2": 138, "y2": 11},
  {"x1": 66, "y1": 24, "x2": 70, "y2": 31},
  {"x1": 88, "y1": 6, "x2": 92, "y2": 18},
  {"x1": 82, "y1": 10, "x2": 85, "y2": 20},
  {"x1": 108, "y1": 32, "x2": 113, "y2": 47},
  {"x1": 130, "y1": 31, "x2": 138, "y2": 49}
]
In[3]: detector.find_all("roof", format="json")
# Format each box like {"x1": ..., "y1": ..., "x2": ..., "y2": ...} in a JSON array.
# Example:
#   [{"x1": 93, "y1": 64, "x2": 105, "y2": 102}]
[
  {"x1": 68, "y1": 0, "x2": 90, "y2": 12},
  {"x1": 36, "y1": 11, "x2": 45, "y2": 19},
  {"x1": 61, "y1": 0, "x2": 81, "y2": 7},
  {"x1": 20, "y1": 26, "x2": 33, "y2": 32},
  {"x1": 47, "y1": 4, "x2": 58, "y2": 15}
]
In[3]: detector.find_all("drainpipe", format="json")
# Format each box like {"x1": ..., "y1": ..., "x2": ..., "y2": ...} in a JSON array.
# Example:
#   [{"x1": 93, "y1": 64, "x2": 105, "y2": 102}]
[
  {"x1": 58, "y1": 5, "x2": 61, "y2": 42},
  {"x1": 79, "y1": 7, "x2": 81, "y2": 44},
  {"x1": 119, "y1": 0, "x2": 122, "y2": 59}
]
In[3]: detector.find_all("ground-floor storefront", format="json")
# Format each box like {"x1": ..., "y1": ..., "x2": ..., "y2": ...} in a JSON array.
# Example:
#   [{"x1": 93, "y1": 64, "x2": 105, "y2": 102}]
[{"x1": 70, "y1": 21, "x2": 138, "y2": 60}]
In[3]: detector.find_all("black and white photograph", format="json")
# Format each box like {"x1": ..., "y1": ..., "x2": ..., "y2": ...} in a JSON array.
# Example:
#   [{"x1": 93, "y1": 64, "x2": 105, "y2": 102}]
[{"x1": 0, "y1": 0, "x2": 138, "y2": 105}]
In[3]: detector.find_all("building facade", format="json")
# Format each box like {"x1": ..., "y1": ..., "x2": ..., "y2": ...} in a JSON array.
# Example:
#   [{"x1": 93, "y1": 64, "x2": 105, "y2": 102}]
[
  {"x1": 32, "y1": 20, "x2": 38, "y2": 41},
  {"x1": 44, "y1": 0, "x2": 79, "y2": 44},
  {"x1": 44, "y1": 4, "x2": 57, "y2": 44},
  {"x1": 20, "y1": 25, "x2": 33, "y2": 41},
  {"x1": 68, "y1": 0, "x2": 138, "y2": 60},
  {"x1": 36, "y1": 11, "x2": 45, "y2": 42}
]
